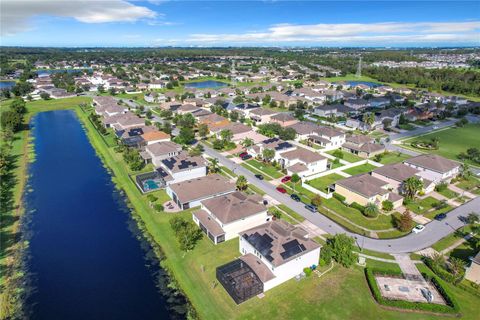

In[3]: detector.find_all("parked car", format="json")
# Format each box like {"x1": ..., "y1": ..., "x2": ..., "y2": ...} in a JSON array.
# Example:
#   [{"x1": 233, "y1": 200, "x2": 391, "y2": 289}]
[
  {"x1": 276, "y1": 187, "x2": 287, "y2": 193},
  {"x1": 305, "y1": 204, "x2": 317, "y2": 213},
  {"x1": 290, "y1": 194, "x2": 301, "y2": 202},
  {"x1": 281, "y1": 176, "x2": 292, "y2": 183},
  {"x1": 241, "y1": 154, "x2": 252, "y2": 160},
  {"x1": 434, "y1": 213, "x2": 447, "y2": 221},
  {"x1": 412, "y1": 225, "x2": 425, "y2": 234},
  {"x1": 255, "y1": 174, "x2": 264, "y2": 180},
  {"x1": 239, "y1": 152, "x2": 248, "y2": 158}
]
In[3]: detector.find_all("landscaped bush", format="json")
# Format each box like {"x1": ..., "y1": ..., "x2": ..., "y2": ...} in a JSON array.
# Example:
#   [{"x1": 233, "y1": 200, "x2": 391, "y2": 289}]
[
  {"x1": 154, "y1": 203, "x2": 164, "y2": 212},
  {"x1": 365, "y1": 268, "x2": 459, "y2": 314},
  {"x1": 303, "y1": 267, "x2": 313, "y2": 277},
  {"x1": 423, "y1": 257, "x2": 464, "y2": 285},
  {"x1": 382, "y1": 200, "x2": 393, "y2": 212},
  {"x1": 350, "y1": 202, "x2": 365, "y2": 214},
  {"x1": 333, "y1": 192, "x2": 346, "y2": 202},
  {"x1": 435, "y1": 182, "x2": 448, "y2": 192}
]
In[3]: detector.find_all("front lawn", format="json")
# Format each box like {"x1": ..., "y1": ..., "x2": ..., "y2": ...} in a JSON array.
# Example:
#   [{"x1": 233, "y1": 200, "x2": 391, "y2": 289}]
[
  {"x1": 405, "y1": 196, "x2": 440, "y2": 215},
  {"x1": 378, "y1": 152, "x2": 411, "y2": 165},
  {"x1": 431, "y1": 225, "x2": 473, "y2": 252},
  {"x1": 246, "y1": 159, "x2": 283, "y2": 179},
  {"x1": 326, "y1": 149, "x2": 363, "y2": 163},
  {"x1": 403, "y1": 123, "x2": 480, "y2": 167},
  {"x1": 342, "y1": 163, "x2": 377, "y2": 176},
  {"x1": 437, "y1": 188, "x2": 459, "y2": 199},
  {"x1": 306, "y1": 173, "x2": 344, "y2": 193},
  {"x1": 456, "y1": 176, "x2": 480, "y2": 192}
]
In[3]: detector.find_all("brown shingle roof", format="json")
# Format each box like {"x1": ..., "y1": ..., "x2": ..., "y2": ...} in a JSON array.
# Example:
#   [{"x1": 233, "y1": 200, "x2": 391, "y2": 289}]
[
  {"x1": 336, "y1": 173, "x2": 389, "y2": 198},
  {"x1": 201, "y1": 191, "x2": 267, "y2": 224},
  {"x1": 169, "y1": 174, "x2": 236, "y2": 204},
  {"x1": 405, "y1": 154, "x2": 459, "y2": 173},
  {"x1": 193, "y1": 209, "x2": 225, "y2": 236},
  {"x1": 373, "y1": 163, "x2": 420, "y2": 182},
  {"x1": 280, "y1": 147, "x2": 326, "y2": 164},
  {"x1": 239, "y1": 254, "x2": 276, "y2": 283}
]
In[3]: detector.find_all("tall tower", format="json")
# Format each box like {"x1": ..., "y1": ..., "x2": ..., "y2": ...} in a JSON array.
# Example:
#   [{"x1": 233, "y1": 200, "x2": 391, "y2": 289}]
[{"x1": 356, "y1": 56, "x2": 362, "y2": 78}]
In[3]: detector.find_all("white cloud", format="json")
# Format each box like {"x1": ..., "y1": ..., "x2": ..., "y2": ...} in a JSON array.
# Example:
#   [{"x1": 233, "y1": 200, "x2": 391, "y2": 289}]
[
  {"x1": 187, "y1": 21, "x2": 480, "y2": 45},
  {"x1": 1, "y1": 0, "x2": 157, "y2": 36}
]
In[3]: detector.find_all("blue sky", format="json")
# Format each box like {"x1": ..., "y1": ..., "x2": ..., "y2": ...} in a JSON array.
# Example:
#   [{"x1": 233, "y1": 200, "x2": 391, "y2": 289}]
[{"x1": 1, "y1": 1, "x2": 479, "y2": 47}]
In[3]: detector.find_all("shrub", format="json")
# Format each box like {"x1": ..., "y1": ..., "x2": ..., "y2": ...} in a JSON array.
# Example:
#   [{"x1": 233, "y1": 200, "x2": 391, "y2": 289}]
[
  {"x1": 364, "y1": 203, "x2": 379, "y2": 218},
  {"x1": 350, "y1": 202, "x2": 365, "y2": 214},
  {"x1": 311, "y1": 195, "x2": 322, "y2": 207},
  {"x1": 333, "y1": 192, "x2": 346, "y2": 202},
  {"x1": 332, "y1": 149, "x2": 343, "y2": 159},
  {"x1": 382, "y1": 200, "x2": 393, "y2": 212},
  {"x1": 365, "y1": 268, "x2": 459, "y2": 313},
  {"x1": 303, "y1": 267, "x2": 313, "y2": 277},
  {"x1": 154, "y1": 203, "x2": 164, "y2": 212},
  {"x1": 435, "y1": 182, "x2": 448, "y2": 192}
]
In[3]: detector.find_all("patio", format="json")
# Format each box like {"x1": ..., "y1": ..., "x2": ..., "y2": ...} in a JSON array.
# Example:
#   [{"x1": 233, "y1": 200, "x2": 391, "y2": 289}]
[{"x1": 375, "y1": 276, "x2": 446, "y2": 305}]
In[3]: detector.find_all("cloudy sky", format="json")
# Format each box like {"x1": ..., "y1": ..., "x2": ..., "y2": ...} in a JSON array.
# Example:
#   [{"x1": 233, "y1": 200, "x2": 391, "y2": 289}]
[{"x1": 1, "y1": 0, "x2": 479, "y2": 47}]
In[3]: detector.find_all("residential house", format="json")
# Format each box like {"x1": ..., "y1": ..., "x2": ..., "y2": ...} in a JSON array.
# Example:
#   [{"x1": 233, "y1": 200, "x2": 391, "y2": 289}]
[
  {"x1": 249, "y1": 108, "x2": 279, "y2": 124},
  {"x1": 270, "y1": 113, "x2": 298, "y2": 127},
  {"x1": 403, "y1": 154, "x2": 460, "y2": 184},
  {"x1": 344, "y1": 98, "x2": 369, "y2": 110},
  {"x1": 218, "y1": 220, "x2": 320, "y2": 301},
  {"x1": 372, "y1": 162, "x2": 435, "y2": 195},
  {"x1": 278, "y1": 147, "x2": 328, "y2": 177},
  {"x1": 144, "y1": 141, "x2": 182, "y2": 167},
  {"x1": 192, "y1": 192, "x2": 269, "y2": 244},
  {"x1": 166, "y1": 174, "x2": 236, "y2": 210},
  {"x1": 341, "y1": 135, "x2": 385, "y2": 158},
  {"x1": 248, "y1": 138, "x2": 296, "y2": 159},
  {"x1": 156, "y1": 152, "x2": 207, "y2": 185},
  {"x1": 334, "y1": 173, "x2": 403, "y2": 208}
]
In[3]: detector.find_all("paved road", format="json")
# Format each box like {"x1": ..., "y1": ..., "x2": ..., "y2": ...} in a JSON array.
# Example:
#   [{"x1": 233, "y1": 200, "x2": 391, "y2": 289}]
[{"x1": 202, "y1": 144, "x2": 480, "y2": 254}]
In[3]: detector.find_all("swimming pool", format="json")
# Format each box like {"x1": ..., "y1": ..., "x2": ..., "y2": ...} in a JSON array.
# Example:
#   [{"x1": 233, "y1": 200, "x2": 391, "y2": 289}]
[{"x1": 143, "y1": 179, "x2": 160, "y2": 191}]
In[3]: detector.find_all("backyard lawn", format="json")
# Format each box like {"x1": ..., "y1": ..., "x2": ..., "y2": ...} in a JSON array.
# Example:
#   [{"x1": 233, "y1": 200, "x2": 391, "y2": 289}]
[
  {"x1": 326, "y1": 149, "x2": 363, "y2": 163},
  {"x1": 306, "y1": 173, "x2": 344, "y2": 193},
  {"x1": 403, "y1": 124, "x2": 480, "y2": 167},
  {"x1": 245, "y1": 159, "x2": 283, "y2": 179},
  {"x1": 342, "y1": 163, "x2": 377, "y2": 176},
  {"x1": 378, "y1": 152, "x2": 411, "y2": 165}
]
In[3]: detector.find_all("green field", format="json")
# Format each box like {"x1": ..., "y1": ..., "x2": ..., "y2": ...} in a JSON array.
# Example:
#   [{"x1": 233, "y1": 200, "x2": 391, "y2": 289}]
[
  {"x1": 306, "y1": 173, "x2": 344, "y2": 193},
  {"x1": 378, "y1": 152, "x2": 411, "y2": 165},
  {"x1": 403, "y1": 124, "x2": 480, "y2": 167},
  {"x1": 342, "y1": 163, "x2": 377, "y2": 176},
  {"x1": 326, "y1": 149, "x2": 364, "y2": 163},
  {"x1": 246, "y1": 159, "x2": 283, "y2": 179}
]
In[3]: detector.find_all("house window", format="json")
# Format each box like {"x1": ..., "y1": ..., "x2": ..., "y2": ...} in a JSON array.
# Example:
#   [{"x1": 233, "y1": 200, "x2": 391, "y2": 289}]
[{"x1": 216, "y1": 234, "x2": 225, "y2": 243}]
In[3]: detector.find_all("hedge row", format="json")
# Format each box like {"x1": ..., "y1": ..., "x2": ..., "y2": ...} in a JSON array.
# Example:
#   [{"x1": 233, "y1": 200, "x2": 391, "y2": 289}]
[
  {"x1": 350, "y1": 202, "x2": 365, "y2": 213},
  {"x1": 365, "y1": 268, "x2": 460, "y2": 314},
  {"x1": 333, "y1": 192, "x2": 346, "y2": 202},
  {"x1": 423, "y1": 258, "x2": 463, "y2": 285}
]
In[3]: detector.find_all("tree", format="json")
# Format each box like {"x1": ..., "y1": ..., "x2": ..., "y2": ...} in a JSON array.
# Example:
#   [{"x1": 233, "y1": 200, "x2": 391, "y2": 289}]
[
  {"x1": 219, "y1": 129, "x2": 233, "y2": 143},
  {"x1": 364, "y1": 203, "x2": 379, "y2": 218},
  {"x1": 198, "y1": 124, "x2": 209, "y2": 140},
  {"x1": 240, "y1": 137, "x2": 254, "y2": 149},
  {"x1": 176, "y1": 127, "x2": 195, "y2": 145},
  {"x1": 327, "y1": 234, "x2": 356, "y2": 268},
  {"x1": 362, "y1": 112, "x2": 375, "y2": 129},
  {"x1": 0, "y1": 146, "x2": 10, "y2": 177},
  {"x1": 262, "y1": 148, "x2": 275, "y2": 163},
  {"x1": 209, "y1": 158, "x2": 220, "y2": 174},
  {"x1": 448, "y1": 257, "x2": 465, "y2": 279},
  {"x1": 290, "y1": 173, "x2": 301, "y2": 191},
  {"x1": 40, "y1": 92, "x2": 50, "y2": 100},
  {"x1": 236, "y1": 175, "x2": 248, "y2": 191},
  {"x1": 189, "y1": 144, "x2": 204, "y2": 156},
  {"x1": 332, "y1": 149, "x2": 343, "y2": 159},
  {"x1": 382, "y1": 200, "x2": 393, "y2": 212},
  {"x1": 398, "y1": 210, "x2": 413, "y2": 232},
  {"x1": 97, "y1": 84, "x2": 105, "y2": 93},
  {"x1": 10, "y1": 98, "x2": 27, "y2": 114},
  {"x1": 311, "y1": 195, "x2": 322, "y2": 207},
  {"x1": 229, "y1": 111, "x2": 239, "y2": 122},
  {"x1": 403, "y1": 176, "x2": 423, "y2": 200},
  {"x1": 169, "y1": 216, "x2": 203, "y2": 252},
  {"x1": 467, "y1": 212, "x2": 479, "y2": 225},
  {"x1": 459, "y1": 162, "x2": 472, "y2": 179},
  {"x1": 278, "y1": 127, "x2": 296, "y2": 141},
  {"x1": 1, "y1": 111, "x2": 22, "y2": 132}
]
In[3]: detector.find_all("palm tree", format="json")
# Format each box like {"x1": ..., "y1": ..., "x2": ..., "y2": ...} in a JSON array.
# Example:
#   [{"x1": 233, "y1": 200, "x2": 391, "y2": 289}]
[
  {"x1": 262, "y1": 148, "x2": 275, "y2": 163},
  {"x1": 241, "y1": 137, "x2": 254, "y2": 149},
  {"x1": 403, "y1": 176, "x2": 423, "y2": 200},
  {"x1": 460, "y1": 162, "x2": 472, "y2": 179},
  {"x1": 236, "y1": 175, "x2": 248, "y2": 191},
  {"x1": 209, "y1": 158, "x2": 220, "y2": 174},
  {"x1": 364, "y1": 203, "x2": 379, "y2": 217},
  {"x1": 362, "y1": 112, "x2": 375, "y2": 130}
]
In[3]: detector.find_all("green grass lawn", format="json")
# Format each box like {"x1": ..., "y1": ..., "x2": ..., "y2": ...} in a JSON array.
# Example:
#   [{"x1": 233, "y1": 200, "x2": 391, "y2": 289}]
[
  {"x1": 437, "y1": 188, "x2": 459, "y2": 199},
  {"x1": 403, "y1": 124, "x2": 480, "y2": 167},
  {"x1": 323, "y1": 198, "x2": 397, "y2": 231},
  {"x1": 240, "y1": 163, "x2": 273, "y2": 181},
  {"x1": 245, "y1": 159, "x2": 283, "y2": 179},
  {"x1": 378, "y1": 152, "x2": 411, "y2": 165},
  {"x1": 277, "y1": 204, "x2": 306, "y2": 222},
  {"x1": 342, "y1": 163, "x2": 377, "y2": 176},
  {"x1": 306, "y1": 173, "x2": 344, "y2": 193},
  {"x1": 354, "y1": 248, "x2": 395, "y2": 260},
  {"x1": 431, "y1": 225, "x2": 473, "y2": 252},
  {"x1": 398, "y1": 123, "x2": 416, "y2": 131},
  {"x1": 405, "y1": 197, "x2": 440, "y2": 215},
  {"x1": 326, "y1": 149, "x2": 364, "y2": 163},
  {"x1": 456, "y1": 176, "x2": 480, "y2": 192}
]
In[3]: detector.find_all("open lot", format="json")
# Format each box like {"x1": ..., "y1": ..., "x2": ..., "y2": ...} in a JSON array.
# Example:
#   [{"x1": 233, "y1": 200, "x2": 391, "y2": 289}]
[
  {"x1": 306, "y1": 173, "x2": 344, "y2": 193},
  {"x1": 342, "y1": 163, "x2": 378, "y2": 176},
  {"x1": 403, "y1": 124, "x2": 480, "y2": 167},
  {"x1": 378, "y1": 152, "x2": 411, "y2": 165},
  {"x1": 326, "y1": 149, "x2": 364, "y2": 163}
]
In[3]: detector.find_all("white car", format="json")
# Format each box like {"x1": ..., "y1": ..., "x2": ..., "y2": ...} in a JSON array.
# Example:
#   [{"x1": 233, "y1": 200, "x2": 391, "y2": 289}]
[
  {"x1": 412, "y1": 225, "x2": 425, "y2": 234},
  {"x1": 433, "y1": 126, "x2": 439, "y2": 129}
]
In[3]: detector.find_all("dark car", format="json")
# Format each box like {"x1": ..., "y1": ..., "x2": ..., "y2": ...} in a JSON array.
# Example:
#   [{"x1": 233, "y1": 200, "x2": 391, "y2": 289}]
[
  {"x1": 305, "y1": 204, "x2": 317, "y2": 213},
  {"x1": 241, "y1": 154, "x2": 252, "y2": 160},
  {"x1": 290, "y1": 194, "x2": 301, "y2": 202},
  {"x1": 434, "y1": 213, "x2": 447, "y2": 221},
  {"x1": 255, "y1": 174, "x2": 264, "y2": 180}
]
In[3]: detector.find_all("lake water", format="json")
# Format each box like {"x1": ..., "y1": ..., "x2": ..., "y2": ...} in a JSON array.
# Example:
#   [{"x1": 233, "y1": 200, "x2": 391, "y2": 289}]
[
  {"x1": 184, "y1": 80, "x2": 228, "y2": 89},
  {"x1": 0, "y1": 81, "x2": 16, "y2": 90},
  {"x1": 344, "y1": 80, "x2": 381, "y2": 88},
  {"x1": 36, "y1": 68, "x2": 92, "y2": 76},
  {"x1": 24, "y1": 110, "x2": 186, "y2": 319}
]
